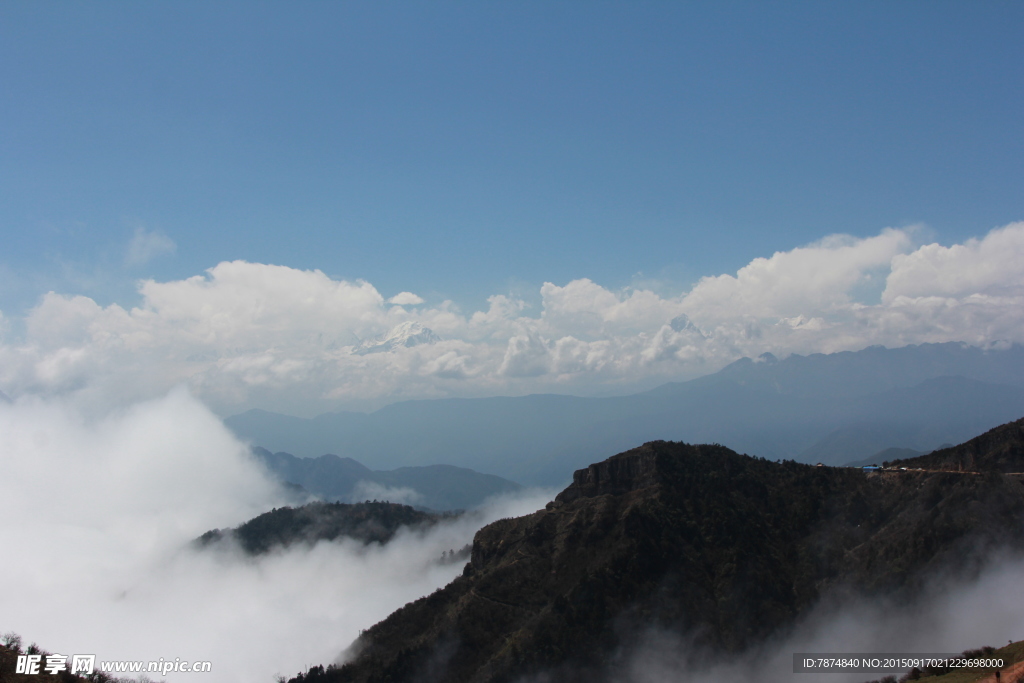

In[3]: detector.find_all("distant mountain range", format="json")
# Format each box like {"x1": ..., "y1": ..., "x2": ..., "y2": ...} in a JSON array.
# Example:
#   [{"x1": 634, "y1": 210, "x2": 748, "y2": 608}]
[
  {"x1": 252, "y1": 447, "x2": 521, "y2": 511},
  {"x1": 286, "y1": 417, "x2": 1024, "y2": 683},
  {"x1": 227, "y1": 343, "x2": 1024, "y2": 486}
]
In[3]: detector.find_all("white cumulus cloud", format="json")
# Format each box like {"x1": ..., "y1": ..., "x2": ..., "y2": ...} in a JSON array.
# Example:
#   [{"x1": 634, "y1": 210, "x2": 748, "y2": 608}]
[
  {"x1": 388, "y1": 291, "x2": 425, "y2": 305},
  {"x1": 884, "y1": 221, "x2": 1024, "y2": 301},
  {"x1": 1, "y1": 223, "x2": 1023, "y2": 414},
  {"x1": 682, "y1": 228, "x2": 912, "y2": 320}
]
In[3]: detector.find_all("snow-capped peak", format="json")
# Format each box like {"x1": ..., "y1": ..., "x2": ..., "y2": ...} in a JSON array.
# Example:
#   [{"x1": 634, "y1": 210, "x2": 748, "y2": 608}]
[
  {"x1": 669, "y1": 314, "x2": 705, "y2": 338},
  {"x1": 354, "y1": 321, "x2": 441, "y2": 355}
]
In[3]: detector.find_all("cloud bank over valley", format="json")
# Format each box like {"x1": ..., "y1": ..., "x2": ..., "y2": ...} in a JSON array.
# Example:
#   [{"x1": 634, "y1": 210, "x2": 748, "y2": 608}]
[
  {"x1": 0, "y1": 390, "x2": 554, "y2": 682},
  {"x1": 1, "y1": 223, "x2": 1023, "y2": 415}
]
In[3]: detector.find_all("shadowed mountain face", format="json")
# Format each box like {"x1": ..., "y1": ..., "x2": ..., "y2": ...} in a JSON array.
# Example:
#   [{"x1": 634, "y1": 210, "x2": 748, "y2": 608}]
[
  {"x1": 892, "y1": 417, "x2": 1024, "y2": 473},
  {"x1": 287, "y1": 437, "x2": 1024, "y2": 683},
  {"x1": 252, "y1": 448, "x2": 522, "y2": 511},
  {"x1": 226, "y1": 343, "x2": 1024, "y2": 485}
]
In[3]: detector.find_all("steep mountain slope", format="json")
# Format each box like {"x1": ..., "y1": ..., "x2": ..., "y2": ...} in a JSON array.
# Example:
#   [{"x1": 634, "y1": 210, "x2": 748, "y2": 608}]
[
  {"x1": 227, "y1": 343, "x2": 1024, "y2": 485},
  {"x1": 287, "y1": 438, "x2": 1024, "y2": 683},
  {"x1": 892, "y1": 417, "x2": 1024, "y2": 473},
  {"x1": 253, "y1": 448, "x2": 521, "y2": 511}
]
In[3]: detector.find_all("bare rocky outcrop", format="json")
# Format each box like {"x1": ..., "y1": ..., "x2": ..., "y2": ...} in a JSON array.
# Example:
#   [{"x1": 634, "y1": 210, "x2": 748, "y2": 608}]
[{"x1": 554, "y1": 443, "x2": 662, "y2": 503}]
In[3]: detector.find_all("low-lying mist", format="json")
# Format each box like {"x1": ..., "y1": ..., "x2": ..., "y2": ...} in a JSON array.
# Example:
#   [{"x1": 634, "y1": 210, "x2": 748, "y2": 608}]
[
  {"x1": 615, "y1": 553, "x2": 1024, "y2": 683},
  {"x1": 0, "y1": 388, "x2": 554, "y2": 682}
]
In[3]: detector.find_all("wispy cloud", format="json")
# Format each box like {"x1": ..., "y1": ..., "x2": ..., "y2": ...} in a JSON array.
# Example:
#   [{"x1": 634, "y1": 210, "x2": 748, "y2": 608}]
[
  {"x1": 125, "y1": 226, "x2": 176, "y2": 267},
  {"x1": 616, "y1": 553, "x2": 1024, "y2": 682}
]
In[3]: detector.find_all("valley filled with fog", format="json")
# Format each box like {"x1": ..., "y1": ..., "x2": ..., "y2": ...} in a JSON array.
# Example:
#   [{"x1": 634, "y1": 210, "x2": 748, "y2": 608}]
[{"x1": 0, "y1": 390, "x2": 553, "y2": 681}]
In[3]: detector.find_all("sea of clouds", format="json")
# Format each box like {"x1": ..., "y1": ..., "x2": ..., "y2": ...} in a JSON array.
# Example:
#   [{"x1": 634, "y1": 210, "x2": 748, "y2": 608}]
[
  {"x1": 1, "y1": 222, "x2": 1023, "y2": 417},
  {"x1": 3, "y1": 389, "x2": 1021, "y2": 683},
  {"x1": 0, "y1": 389, "x2": 555, "y2": 682}
]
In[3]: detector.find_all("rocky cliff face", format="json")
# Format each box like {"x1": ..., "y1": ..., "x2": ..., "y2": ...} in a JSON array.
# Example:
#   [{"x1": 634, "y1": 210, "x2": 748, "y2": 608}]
[
  {"x1": 554, "y1": 446, "x2": 661, "y2": 503},
  {"x1": 287, "y1": 440, "x2": 1024, "y2": 683}
]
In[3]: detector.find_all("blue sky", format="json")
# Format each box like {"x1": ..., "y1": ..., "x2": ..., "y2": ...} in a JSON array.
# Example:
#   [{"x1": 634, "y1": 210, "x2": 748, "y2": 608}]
[
  {"x1": 3, "y1": 1, "x2": 1022, "y2": 313},
  {"x1": 1, "y1": 2, "x2": 1023, "y2": 414}
]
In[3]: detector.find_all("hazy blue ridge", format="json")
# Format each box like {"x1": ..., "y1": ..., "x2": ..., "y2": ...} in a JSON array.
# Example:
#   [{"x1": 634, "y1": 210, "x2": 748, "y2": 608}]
[
  {"x1": 251, "y1": 447, "x2": 521, "y2": 511},
  {"x1": 226, "y1": 342, "x2": 1024, "y2": 486}
]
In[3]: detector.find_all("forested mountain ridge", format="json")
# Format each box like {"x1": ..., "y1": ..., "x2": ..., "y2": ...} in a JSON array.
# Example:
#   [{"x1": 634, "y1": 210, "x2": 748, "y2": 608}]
[
  {"x1": 891, "y1": 416, "x2": 1024, "y2": 473},
  {"x1": 286, "y1": 435, "x2": 1024, "y2": 683},
  {"x1": 196, "y1": 501, "x2": 447, "y2": 555}
]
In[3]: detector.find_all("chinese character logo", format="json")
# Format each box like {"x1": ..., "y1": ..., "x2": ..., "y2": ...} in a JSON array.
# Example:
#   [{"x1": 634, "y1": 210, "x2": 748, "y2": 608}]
[
  {"x1": 71, "y1": 654, "x2": 96, "y2": 675},
  {"x1": 15, "y1": 654, "x2": 41, "y2": 674},
  {"x1": 43, "y1": 654, "x2": 67, "y2": 675}
]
